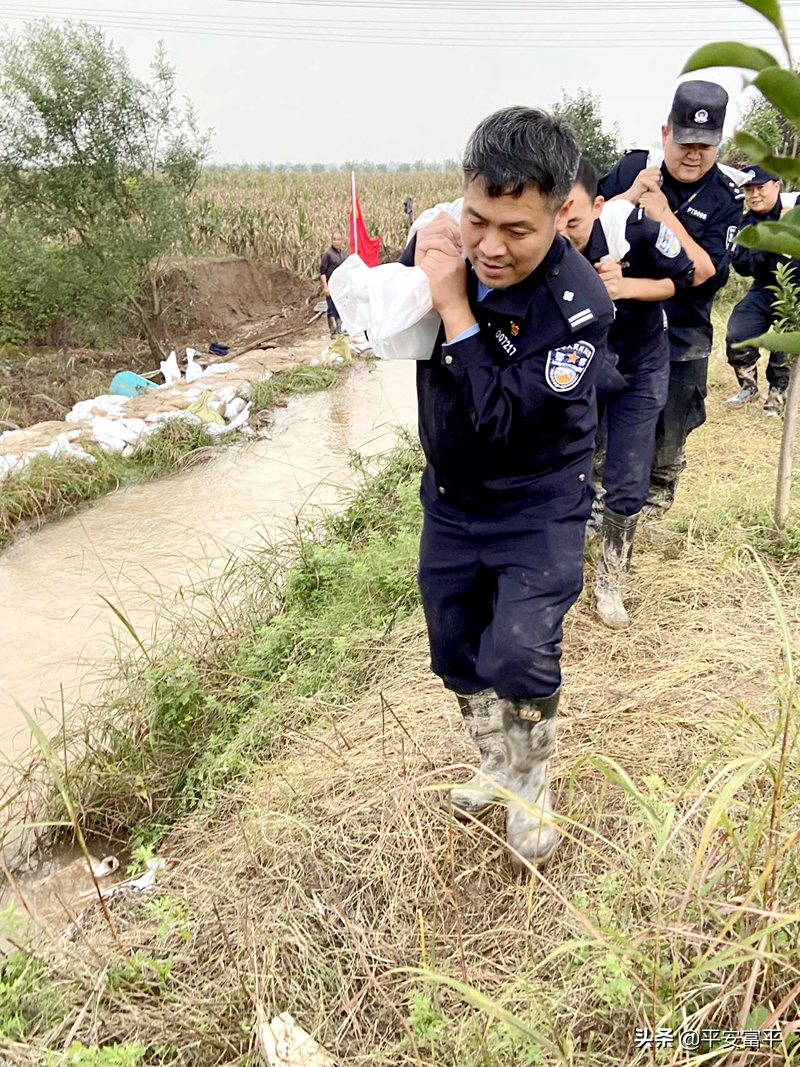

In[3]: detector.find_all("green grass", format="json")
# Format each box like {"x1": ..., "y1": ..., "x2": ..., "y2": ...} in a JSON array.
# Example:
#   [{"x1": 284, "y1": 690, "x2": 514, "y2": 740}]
[
  {"x1": 248, "y1": 362, "x2": 339, "y2": 411},
  {"x1": 0, "y1": 419, "x2": 218, "y2": 550},
  {"x1": 9, "y1": 436, "x2": 424, "y2": 855}
]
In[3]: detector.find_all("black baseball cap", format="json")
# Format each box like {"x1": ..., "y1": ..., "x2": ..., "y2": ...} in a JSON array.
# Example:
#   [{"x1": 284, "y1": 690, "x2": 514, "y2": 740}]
[
  {"x1": 742, "y1": 164, "x2": 780, "y2": 185},
  {"x1": 669, "y1": 80, "x2": 728, "y2": 146}
]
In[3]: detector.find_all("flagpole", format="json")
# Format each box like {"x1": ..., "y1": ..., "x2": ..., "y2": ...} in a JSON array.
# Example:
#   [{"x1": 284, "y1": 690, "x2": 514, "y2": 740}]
[{"x1": 351, "y1": 170, "x2": 358, "y2": 258}]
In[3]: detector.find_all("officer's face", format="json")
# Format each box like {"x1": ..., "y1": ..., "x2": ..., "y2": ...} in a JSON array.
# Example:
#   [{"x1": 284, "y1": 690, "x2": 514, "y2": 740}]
[
  {"x1": 745, "y1": 181, "x2": 780, "y2": 213},
  {"x1": 557, "y1": 183, "x2": 604, "y2": 254},
  {"x1": 332, "y1": 231, "x2": 344, "y2": 251},
  {"x1": 461, "y1": 179, "x2": 568, "y2": 288},
  {"x1": 661, "y1": 125, "x2": 718, "y2": 183}
]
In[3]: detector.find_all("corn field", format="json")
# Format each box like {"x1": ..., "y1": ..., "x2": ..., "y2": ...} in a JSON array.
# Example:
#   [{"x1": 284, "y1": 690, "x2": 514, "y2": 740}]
[{"x1": 191, "y1": 170, "x2": 461, "y2": 276}]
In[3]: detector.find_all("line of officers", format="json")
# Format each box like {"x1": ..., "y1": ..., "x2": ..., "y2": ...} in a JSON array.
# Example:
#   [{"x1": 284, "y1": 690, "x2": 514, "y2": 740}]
[
  {"x1": 398, "y1": 86, "x2": 791, "y2": 868},
  {"x1": 588, "y1": 79, "x2": 796, "y2": 628}
]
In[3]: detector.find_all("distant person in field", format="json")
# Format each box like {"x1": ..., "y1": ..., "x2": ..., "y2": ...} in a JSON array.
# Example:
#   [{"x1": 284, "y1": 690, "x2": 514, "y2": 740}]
[
  {"x1": 725, "y1": 166, "x2": 799, "y2": 415},
  {"x1": 320, "y1": 230, "x2": 345, "y2": 338},
  {"x1": 401, "y1": 107, "x2": 615, "y2": 870}
]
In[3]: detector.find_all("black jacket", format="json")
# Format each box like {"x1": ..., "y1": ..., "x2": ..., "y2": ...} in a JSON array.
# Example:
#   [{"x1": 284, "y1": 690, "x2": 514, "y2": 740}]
[
  {"x1": 732, "y1": 195, "x2": 799, "y2": 290},
  {"x1": 400, "y1": 233, "x2": 615, "y2": 507},
  {"x1": 584, "y1": 207, "x2": 694, "y2": 373},
  {"x1": 599, "y1": 151, "x2": 744, "y2": 361}
]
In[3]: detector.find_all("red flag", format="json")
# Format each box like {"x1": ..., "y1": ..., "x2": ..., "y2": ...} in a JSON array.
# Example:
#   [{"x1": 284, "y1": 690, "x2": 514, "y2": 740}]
[{"x1": 349, "y1": 171, "x2": 381, "y2": 267}]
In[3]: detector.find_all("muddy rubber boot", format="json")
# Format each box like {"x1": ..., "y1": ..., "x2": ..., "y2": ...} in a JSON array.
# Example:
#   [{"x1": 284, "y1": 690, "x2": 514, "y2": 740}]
[
  {"x1": 594, "y1": 507, "x2": 638, "y2": 630},
  {"x1": 504, "y1": 691, "x2": 560, "y2": 869},
  {"x1": 449, "y1": 690, "x2": 509, "y2": 818},
  {"x1": 764, "y1": 386, "x2": 786, "y2": 417},
  {"x1": 327, "y1": 315, "x2": 338, "y2": 339},
  {"x1": 726, "y1": 367, "x2": 760, "y2": 408},
  {"x1": 642, "y1": 465, "x2": 681, "y2": 519},
  {"x1": 334, "y1": 316, "x2": 344, "y2": 336}
]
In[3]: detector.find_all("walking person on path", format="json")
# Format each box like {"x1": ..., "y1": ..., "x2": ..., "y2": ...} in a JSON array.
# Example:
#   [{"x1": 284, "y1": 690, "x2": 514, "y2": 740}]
[
  {"x1": 401, "y1": 107, "x2": 615, "y2": 868},
  {"x1": 558, "y1": 157, "x2": 694, "y2": 628},
  {"x1": 599, "y1": 80, "x2": 744, "y2": 516}
]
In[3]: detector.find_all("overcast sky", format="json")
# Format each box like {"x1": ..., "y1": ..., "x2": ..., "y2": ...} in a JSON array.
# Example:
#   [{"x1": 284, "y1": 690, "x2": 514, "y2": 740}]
[{"x1": 5, "y1": 0, "x2": 800, "y2": 164}]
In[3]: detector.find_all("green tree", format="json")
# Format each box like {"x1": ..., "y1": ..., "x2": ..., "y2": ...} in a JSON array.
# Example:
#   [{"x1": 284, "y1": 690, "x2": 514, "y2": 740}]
[
  {"x1": 723, "y1": 92, "x2": 800, "y2": 170},
  {"x1": 684, "y1": 0, "x2": 800, "y2": 530},
  {"x1": 551, "y1": 88, "x2": 623, "y2": 175},
  {"x1": 0, "y1": 22, "x2": 210, "y2": 360}
]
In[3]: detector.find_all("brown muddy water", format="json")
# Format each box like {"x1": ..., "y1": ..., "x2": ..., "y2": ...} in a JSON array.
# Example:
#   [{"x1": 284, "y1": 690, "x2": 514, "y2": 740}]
[{"x1": 0, "y1": 359, "x2": 418, "y2": 763}]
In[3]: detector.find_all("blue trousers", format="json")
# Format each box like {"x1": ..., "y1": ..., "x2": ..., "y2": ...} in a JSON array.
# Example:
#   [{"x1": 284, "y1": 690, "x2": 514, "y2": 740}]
[
  {"x1": 726, "y1": 286, "x2": 789, "y2": 391},
  {"x1": 597, "y1": 337, "x2": 671, "y2": 516},
  {"x1": 326, "y1": 295, "x2": 340, "y2": 318},
  {"x1": 417, "y1": 473, "x2": 591, "y2": 698}
]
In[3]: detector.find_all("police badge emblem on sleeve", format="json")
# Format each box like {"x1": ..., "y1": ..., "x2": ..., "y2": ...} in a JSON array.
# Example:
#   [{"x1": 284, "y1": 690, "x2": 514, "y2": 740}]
[
  {"x1": 656, "y1": 222, "x2": 681, "y2": 259},
  {"x1": 545, "y1": 341, "x2": 595, "y2": 392}
]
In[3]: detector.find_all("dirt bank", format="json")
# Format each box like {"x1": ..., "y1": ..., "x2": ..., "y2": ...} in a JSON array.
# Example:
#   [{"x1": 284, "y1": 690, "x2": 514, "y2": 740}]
[{"x1": 0, "y1": 258, "x2": 321, "y2": 430}]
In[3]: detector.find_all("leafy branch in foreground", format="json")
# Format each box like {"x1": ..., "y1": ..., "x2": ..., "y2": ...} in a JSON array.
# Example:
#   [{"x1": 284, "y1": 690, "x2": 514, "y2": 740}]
[{"x1": 684, "y1": 0, "x2": 800, "y2": 530}]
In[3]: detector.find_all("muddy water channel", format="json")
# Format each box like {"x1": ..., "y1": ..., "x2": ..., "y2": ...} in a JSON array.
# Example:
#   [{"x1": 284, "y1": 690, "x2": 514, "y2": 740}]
[{"x1": 0, "y1": 360, "x2": 418, "y2": 760}]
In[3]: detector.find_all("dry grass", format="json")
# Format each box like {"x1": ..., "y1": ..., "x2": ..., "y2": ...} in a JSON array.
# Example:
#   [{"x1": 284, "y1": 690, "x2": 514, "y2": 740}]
[{"x1": 4, "y1": 324, "x2": 800, "y2": 1065}]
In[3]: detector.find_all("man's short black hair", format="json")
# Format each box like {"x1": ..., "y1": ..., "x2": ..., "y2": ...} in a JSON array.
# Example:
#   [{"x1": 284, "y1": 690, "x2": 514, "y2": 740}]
[
  {"x1": 462, "y1": 105, "x2": 580, "y2": 207},
  {"x1": 574, "y1": 156, "x2": 599, "y2": 200}
]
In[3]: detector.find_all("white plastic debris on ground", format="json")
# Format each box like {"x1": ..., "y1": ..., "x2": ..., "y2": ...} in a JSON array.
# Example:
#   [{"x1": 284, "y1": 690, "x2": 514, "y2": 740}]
[
  {"x1": 0, "y1": 337, "x2": 336, "y2": 484},
  {"x1": 258, "y1": 1010, "x2": 335, "y2": 1066}
]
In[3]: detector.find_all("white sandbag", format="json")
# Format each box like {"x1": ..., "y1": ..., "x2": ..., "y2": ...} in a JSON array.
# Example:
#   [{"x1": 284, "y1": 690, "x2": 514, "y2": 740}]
[
  {"x1": 66, "y1": 395, "x2": 128, "y2": 423},
  {"x1": 224, "y1": 400, "x2": 251, "y2": 432},
  {"x1": 90, "y1": 416, "x2": 150, "y2": 451},
  {"x1": 0, "y1": 454, "x2": 22, "y2": 475},
  {"x1": 186, "y1": 348, "x2": 204, "y2": 383},
  {"x1": 202, "y1": 362, "x2": 239, "y2": 377},
  {"x1": 407, "y1": 198, "x2": 464, "y2": 243},
  {"x1": 160, "y1": 350, "x2": 182, "y2": 385},
  {"x1": 213, "y1": 385, "x2": 240, "y2": 406},
  {"x1": 224, "y1": 397, "x2": 246, "y2": 420},
  {"x1": 598, "y1": 200, "x2": 636, "y2": 262},
  {"x1": 329, "y1": 254, "x2": 439, "y2": 361}
]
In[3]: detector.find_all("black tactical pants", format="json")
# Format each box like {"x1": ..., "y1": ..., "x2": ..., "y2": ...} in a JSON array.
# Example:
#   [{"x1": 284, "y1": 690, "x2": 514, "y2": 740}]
[
  {"x1": 417, "y1": 473, "x2": 591, "y2": 699},
  {"x1": 726, "y1": 286, "x2": 789, "y2": 392},
  {"x1": 596, "y1": 336, "x2": 670, "y2": 516},
  {"x1": 648, "y1": 358, "x2": 708, "y2": 508}
]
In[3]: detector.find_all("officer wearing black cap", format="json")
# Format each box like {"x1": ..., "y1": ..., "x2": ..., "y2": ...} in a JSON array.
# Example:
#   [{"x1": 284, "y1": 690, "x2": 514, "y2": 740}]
[
  {"x1": 399, "y1": 106, "x2": 614, "y2": 869},
  {"x1": 558, "y1": 157, "x2": 694, "y2": 629},
  {"x1": 599, "y1": 80, "x2": 744, "y2": 515},
  {"x1": 726, "y1": 165, "x2": 798, "y2": 415}
]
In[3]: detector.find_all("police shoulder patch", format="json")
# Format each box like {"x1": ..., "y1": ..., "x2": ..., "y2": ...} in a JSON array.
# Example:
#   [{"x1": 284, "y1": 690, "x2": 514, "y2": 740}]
[
  {"x1": 545, "y1": 341, "x2": 595, "y2": 393},
  {"x1": 726, "y1": 225, "x2": 738, "y2": 250},
  {"x1": 656, "y1": 222, "x2": 681, "y2": 259}
]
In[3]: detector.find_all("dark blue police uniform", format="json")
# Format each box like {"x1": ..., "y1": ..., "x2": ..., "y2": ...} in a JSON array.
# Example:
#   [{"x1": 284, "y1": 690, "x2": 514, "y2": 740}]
[
  {"x1": 726, "y1": 192, "x2": 799, "y2": 394},
  {"x1": 584, "y1": 208, "x2": 694, "y2": 515},
  {"x1": 400, "y1": 234, "x2": 615, "y2": 698},
  {"x1": 599, "y1": 152, "x2": 743, "y2": 504}
]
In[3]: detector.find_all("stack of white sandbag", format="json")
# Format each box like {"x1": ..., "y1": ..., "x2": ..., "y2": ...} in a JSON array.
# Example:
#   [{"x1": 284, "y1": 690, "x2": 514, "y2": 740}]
[{"x1": 0, "y1": 347, "x2": 264, "y2": 482}]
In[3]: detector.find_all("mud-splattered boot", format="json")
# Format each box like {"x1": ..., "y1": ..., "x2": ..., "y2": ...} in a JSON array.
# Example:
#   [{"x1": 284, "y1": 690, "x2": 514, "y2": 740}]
[
  {"x1": 504, "y1": 691, "x2": 560, "y2": 869},
  {"x1": 594, "y1": 507, "x2": 638, "y2": 630},
  {"x1": 327, "y1": 315, "x2": 341, "y2": 339},
  {"x1": 449, "y1": 689, "x2": 509, "y2": 818},
  {"x1": 726, "y1": 366, "x2": 760, "y2": 408},
  {"x1": 764, "y1": 386, "x2": 786, "y2": 417},
  {"x1": 642, "y1": 464, "x2": 681, "y2": 520}
]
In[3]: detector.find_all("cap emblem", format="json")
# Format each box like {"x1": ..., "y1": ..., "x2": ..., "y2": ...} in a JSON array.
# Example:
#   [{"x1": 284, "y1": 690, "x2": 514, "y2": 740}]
[{"x1": 695, "y1": 109, "x2": 709, "y2": 124}]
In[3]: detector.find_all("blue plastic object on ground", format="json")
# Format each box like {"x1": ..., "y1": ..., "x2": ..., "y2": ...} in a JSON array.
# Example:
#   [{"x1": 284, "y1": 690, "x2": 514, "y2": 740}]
[{"x1": 110, "y1": 371, "x2": 158, "y2": 398}]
